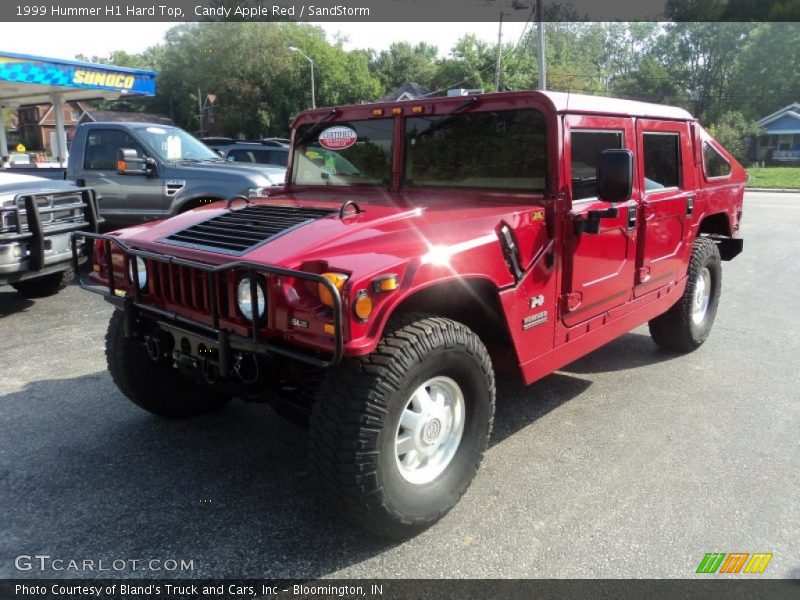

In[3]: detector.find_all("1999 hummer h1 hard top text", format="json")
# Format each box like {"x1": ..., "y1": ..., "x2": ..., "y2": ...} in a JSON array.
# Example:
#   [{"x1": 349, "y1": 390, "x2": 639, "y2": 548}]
[{"x1": 74, "y1": 90, "x2": 745, "y2": 538}]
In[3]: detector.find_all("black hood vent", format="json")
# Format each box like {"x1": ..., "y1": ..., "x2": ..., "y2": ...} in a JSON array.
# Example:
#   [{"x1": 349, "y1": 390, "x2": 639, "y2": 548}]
[{"x1": 161, "y1": 205, "x2": 337, "y2": 255}]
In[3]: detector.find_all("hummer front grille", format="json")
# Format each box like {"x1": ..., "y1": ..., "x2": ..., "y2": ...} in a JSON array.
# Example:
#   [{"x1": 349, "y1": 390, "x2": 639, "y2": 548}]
[{"x1": 161, "y1": 205, "x2": 337, "y2": 255}]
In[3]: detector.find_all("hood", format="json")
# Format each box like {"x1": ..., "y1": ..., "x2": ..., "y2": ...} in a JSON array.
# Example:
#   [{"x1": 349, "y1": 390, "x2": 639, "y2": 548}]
[
  {"x1": 169, "y1": 160, "x2": 286, "y2": 186},
  {"x1": 0, "y1": 173, "x2": 78, "y2": 201},
  {"x1": 115, "y1": 188, "x2": 546, "y2": 283}
]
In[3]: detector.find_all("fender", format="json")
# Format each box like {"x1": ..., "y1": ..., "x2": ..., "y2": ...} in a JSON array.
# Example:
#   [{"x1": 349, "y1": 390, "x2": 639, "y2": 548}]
[{"x1": 168, "y1": 189, "x2": 229, "y2": 216}]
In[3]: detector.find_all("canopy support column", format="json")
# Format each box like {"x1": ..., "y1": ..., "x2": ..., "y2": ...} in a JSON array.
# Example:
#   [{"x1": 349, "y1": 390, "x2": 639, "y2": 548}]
[
  {"x1": 51, "y1": 93, "x2": 67, "y2": 167},
  {"x1": 0, "y1": 104, "x2": 9, "y2": 166}
]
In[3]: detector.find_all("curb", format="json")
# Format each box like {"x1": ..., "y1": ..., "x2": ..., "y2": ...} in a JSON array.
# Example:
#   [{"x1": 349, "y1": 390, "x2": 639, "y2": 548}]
[{"x1": 745, "y1": 187, "x2": 800, "y2": 193}]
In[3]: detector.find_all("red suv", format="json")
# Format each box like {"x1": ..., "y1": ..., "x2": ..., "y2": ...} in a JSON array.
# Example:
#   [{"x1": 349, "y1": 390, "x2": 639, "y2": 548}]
[{"x1": 74, "y1": 90, "x2": 745, "y2": 538}]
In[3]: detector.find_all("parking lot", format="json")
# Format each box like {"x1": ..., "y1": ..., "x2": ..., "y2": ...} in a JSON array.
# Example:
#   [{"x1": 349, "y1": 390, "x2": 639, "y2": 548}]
[{"x1": 0, "y1": 191, "x2": 798, "y2": 579}]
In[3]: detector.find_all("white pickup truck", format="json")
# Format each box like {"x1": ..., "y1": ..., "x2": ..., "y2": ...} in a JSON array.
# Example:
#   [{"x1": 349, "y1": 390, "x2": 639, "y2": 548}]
[{"x1": 0, "y1": 173, "x2": 100, "y2": 297}]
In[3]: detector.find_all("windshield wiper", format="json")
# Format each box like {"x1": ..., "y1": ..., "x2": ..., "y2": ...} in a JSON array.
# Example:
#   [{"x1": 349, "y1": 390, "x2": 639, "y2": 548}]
[
  {"x1": 296, "y1": 108, "x2": 338, "y2": 147},
  {"x1": 410, "y1": 95, "x2": 481, "y2": 140}
]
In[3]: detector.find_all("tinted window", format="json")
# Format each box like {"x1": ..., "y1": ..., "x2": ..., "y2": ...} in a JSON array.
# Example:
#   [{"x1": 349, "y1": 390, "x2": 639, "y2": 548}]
[
  {"x1": 293, "y1": 120, "x2": 393, "y2": 187},
  {"x1": 404, "y1": 109, "x2": 547, "y2": 190},
  {"x1": 267, "y1": 150, "x2": 288, "y2": 166},
  {"x1": 643, "y1": 133, "x2": 681, "y2": 190},
  {"x1": 570, "y1": 130, "x2": 623, "y2": 200},
  {"x1": 703, "y1": 142, "x2": 731, "y2": 178},
  {"x1": 227, "y1": 149, "x2": 255, "y2": 163},
  {"x1": 83, "y1": 129, "x2": 144, "y2": 170}
]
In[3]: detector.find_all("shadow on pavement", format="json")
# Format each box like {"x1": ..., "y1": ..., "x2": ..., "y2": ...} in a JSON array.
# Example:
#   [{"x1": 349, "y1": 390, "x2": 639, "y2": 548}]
[
  {"x1": 0, "y1": 289, "x2": 34, "y2": 317},
  {"x1": 0, "y1": 332, "x2": 677, "y2": 579},
  {"x1": 560, "y1": 331, "x2": 680, "y2": 375}
]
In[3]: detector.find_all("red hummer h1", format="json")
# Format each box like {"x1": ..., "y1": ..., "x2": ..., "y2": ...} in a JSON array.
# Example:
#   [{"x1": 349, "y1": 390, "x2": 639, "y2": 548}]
[{"x1": 74, "y1": 91, "x2": 745, "y2": 538}]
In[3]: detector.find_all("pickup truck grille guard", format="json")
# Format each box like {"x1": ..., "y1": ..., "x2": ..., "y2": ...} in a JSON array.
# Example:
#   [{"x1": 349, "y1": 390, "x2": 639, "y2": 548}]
[
  {"x1": 70, "y1": 232, "x2": 344, "y2": 370},
  {"x1": 1, "y1": 189, "x2": 100, "y2": 270}
]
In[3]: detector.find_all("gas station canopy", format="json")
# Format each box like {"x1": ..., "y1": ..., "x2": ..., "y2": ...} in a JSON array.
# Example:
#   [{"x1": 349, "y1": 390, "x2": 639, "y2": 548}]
[{"x1": 0, "y1": 51, "x2": 158, "y2": 164}]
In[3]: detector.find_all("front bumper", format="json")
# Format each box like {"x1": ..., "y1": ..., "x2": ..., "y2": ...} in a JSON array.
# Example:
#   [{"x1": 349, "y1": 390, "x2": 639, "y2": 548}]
[
  {"x1": 0, "y1": 188, "x2": 100, "y2": 281},
  {"x1": 71, "y1": 231, "x2": 344, "y2": 370}
]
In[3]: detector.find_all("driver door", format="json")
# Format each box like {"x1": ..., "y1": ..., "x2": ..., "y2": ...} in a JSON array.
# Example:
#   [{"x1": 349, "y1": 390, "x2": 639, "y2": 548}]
[
  {"x1": 561, "y1": 115, "x2": 638, "y2": 327},
  {"x1": 78, "y1": 128, "x2": 165, "y2": 227}
]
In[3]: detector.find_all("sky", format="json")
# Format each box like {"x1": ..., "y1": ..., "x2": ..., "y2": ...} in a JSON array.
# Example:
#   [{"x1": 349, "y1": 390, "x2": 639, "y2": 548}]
[{"x1": 0, "y1": 22, "x2": 529, "y2": 62}]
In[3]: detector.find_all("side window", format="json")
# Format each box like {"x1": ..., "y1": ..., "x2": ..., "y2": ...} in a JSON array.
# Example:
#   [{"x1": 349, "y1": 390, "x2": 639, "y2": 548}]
[
  {"x1": 84, "y1": 130, "x2": 144, "y2": 171},
  {"x1": 570, "y1": 130, "x2": 623, "y2": 200},
  {"x1": 643, "y1": 133, "x2": 681, "y2": 190},
  {"x1": 268, "y1": 150, "x2": 288, "y2": 166},
  {"x1": 251, "y1": 150, "x2": 272, "y2": 163},
  {"x1": 227, "y1": 150, "x2": 254, "y2": 163},
  {"x1": 703, "y1": 142, "x2": 731, "y2": 178}
]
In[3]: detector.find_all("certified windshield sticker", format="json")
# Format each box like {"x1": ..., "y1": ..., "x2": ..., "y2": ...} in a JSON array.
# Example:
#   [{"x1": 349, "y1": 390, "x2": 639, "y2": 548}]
[{"x1": 318, "y1": 126, "x2": 357, "y2": 150}]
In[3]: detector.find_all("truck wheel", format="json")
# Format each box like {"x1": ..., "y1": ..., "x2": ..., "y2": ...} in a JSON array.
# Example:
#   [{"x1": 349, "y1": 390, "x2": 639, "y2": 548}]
[
  {"x1": 105, "y1": 311, "x2": 229, "y2": 418},
  {"x1": 649, "y1": 237, "x2": 722, "y2": 352},
  {"x1": 11, "y1": 268, "x2": 72, "y2": 298},
  {"x1": 309, "y1": 315, "x2": 495, "y2": 538}
]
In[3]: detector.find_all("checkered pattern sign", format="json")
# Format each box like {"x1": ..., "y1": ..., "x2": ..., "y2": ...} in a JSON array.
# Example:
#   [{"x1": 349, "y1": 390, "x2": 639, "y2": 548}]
[{"x1": 0, "y1": 55, "x2": 156, "y2": 94}]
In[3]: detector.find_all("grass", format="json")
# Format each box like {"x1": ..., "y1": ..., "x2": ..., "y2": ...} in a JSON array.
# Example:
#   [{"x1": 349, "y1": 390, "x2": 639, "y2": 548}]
[{"x1": 745, "y1": 167, "x2": 800, "y2": 189}]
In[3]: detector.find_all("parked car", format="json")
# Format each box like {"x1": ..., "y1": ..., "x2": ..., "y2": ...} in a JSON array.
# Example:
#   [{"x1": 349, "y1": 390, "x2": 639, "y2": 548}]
[
  {"x1": 9, "y1": 123, "x2": 286, "y2": 229},
  {"x1": 73, "y1": 90, "x2": 745, "y2": 538},
  {"x1": 223, "y1": 142, "x2": 289, "y2": 167},
  {"x1": 1, "y1": 173, "x2": 99, "y2": 297}
]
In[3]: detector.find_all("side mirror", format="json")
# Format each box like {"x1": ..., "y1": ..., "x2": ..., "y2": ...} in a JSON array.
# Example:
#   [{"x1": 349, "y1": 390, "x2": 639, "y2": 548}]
[
  {"x1": 116, "y1": 148, "x2": 156, "y2": 176},
  {"x1": 596, "y1": 149, "x2": 633, "y2": 202}
]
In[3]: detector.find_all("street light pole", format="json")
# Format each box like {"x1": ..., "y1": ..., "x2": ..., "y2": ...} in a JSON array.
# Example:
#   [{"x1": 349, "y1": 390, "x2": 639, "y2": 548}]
[
  {"x1": 537, "y1": 0, "x2": 547, "y2": 90},
  {"x1": 289, "y1": 46, "x2": 316, "y2": 109}
]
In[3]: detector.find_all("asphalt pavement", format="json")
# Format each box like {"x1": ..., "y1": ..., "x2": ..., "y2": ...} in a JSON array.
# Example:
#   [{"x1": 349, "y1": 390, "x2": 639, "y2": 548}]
[{"x1": 0, "y1": 191, "x2": 798, "y2": 579}]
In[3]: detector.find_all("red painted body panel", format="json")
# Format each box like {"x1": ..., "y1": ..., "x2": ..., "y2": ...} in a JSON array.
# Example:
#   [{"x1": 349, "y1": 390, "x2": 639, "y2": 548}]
[{"x1": 94, "y1": 90, "x2": 746, "y2": 386}]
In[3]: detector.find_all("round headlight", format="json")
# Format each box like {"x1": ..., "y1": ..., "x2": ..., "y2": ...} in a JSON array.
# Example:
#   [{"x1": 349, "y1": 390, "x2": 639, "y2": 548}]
[
  {"x1": 237, "y1": 277, "x2": 266, "y2": 321},
  {"x1": 127, "y1": 256, "x2": 147, "y2": 290}
]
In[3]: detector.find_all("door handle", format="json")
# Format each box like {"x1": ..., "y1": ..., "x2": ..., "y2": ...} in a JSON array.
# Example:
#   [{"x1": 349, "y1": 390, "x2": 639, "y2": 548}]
[
  {"x1": 627, "y1": 205, "x2": 637, "y2": 230},
  {"x1": 686, "y1": 196, "x2": 695, "y2": 219}
]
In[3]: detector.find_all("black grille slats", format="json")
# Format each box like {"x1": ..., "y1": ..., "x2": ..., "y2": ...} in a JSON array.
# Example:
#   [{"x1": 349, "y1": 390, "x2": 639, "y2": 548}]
[{"x1": 162, "y1": 205, "x2": 337, "y2": 255}]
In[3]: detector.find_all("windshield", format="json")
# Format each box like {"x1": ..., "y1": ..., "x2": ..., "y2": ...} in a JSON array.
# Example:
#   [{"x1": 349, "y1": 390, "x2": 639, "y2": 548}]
[
  {"x1": 405, "y1": 109, "x2": 547, "y2": 190},
  {"x1": 292, "y1": 119, "x2": 393, "y2": 186},
  {"x1": 133, "y1": 126, "x2": 220, "y2": 162}
]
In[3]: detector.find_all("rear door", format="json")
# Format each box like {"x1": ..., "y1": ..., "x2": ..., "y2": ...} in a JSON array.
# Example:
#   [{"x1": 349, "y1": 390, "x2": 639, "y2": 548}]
[
  {"x1": 634, "y1": 120, "x2": 694, "y2": 295},
  {"x1": 78, "y1": 127, "x2": 165, "y2": 227},
  {"x1": 562, "y1": 114, "x2": 638, "y2": 327}
]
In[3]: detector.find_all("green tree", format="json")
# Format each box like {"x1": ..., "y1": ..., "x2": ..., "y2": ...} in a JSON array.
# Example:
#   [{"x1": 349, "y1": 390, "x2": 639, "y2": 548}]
[
  {"x1": 149, "y1": 22, "x2": 381, "y2": 137},
  {"x1": 708, "y1": 111, "x2": 762, "y2": 165},
  {"x1": 370, "y1": 42, "x2": 439, "y2": 92}
]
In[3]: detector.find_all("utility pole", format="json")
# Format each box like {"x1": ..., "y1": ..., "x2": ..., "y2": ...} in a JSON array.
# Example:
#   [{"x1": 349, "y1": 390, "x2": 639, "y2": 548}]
[
  {"x1": 494, "y1": 11, "x2": 504, "y2": 92},
  {"x1": 537, "y1": 0, "x2": 546, "y2": 90},
  {"x1": 197, "y1": 87, "x2": 203, "y2": 136}
]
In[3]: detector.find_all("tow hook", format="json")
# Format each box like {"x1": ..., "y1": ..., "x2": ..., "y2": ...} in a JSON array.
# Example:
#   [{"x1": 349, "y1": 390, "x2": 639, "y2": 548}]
[
  {"x1": 144, "y1": 333, "x2": 168, "y2": 362},
  {"x1": 198, "y1": 353, "x2": 217, "y2": 384},
  {"x1": 233, "y1": 352, "x2": 260, "y2": 384}
]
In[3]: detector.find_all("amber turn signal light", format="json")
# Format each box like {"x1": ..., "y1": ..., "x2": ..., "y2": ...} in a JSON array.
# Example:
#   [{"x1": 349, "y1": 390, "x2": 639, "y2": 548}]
[
  {"x1": 392, "y1": 107, "x2": 403, "y2": 115},
  {"x1": 323, "y1": 323, "x2": 336, "y2": 336},
  {"x1": 318, "y1": 272, "x2": 348, "y2": 307},
  {"x1": 411, "y1": 106, "x2": 424, "y2": 114},
  {"x1": 373, "y1": 108, "x2": 384, "y2": 117},
  {"x1": 371, "y1": 274, "x2": 399, "y2": 293},
  {"x1": 353, "y1": 290, "x2": 373, "y2": 322}
]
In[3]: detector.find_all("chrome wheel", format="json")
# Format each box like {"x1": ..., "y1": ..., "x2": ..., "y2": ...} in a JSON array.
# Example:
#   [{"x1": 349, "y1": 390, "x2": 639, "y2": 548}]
[
  {"x1": 692, "y1": 267, "x2": 711, "y2": 325},
  {"x1": 395, "y1": 376, "x2": 465, "y2": 485}
]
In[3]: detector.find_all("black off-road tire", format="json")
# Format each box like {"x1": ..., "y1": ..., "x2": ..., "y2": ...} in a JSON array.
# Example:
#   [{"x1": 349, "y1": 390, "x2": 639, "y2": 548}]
[
  {"x1": 105, "y1": 311, "x2": 230, "y2": 418},
  {"x1": 649, "y1": 237, "x2": 722, "y2": 352},
  {"x1": 309, "y1": 314, "x2": 495, "y2": 539},
  {"x1": 11, "y1": 268, "x2": 72, "y2": 298}
]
